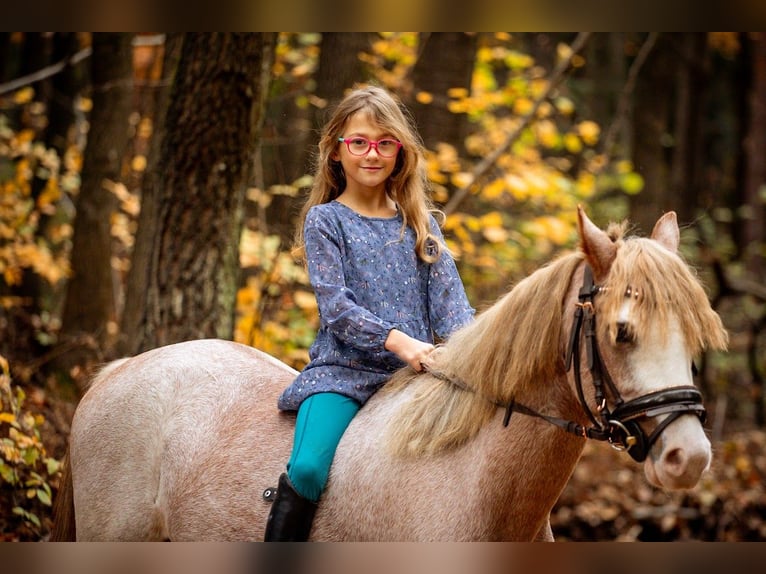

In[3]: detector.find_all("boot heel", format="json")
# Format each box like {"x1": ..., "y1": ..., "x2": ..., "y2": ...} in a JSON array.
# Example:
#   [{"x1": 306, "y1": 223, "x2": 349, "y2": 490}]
[{"x1": 263, "y1": 473, "x2": 318, "y2": 542}]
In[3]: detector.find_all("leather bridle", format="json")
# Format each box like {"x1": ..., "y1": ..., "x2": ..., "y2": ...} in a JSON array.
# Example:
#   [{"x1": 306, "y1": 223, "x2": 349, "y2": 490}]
[{"x1": 427, "y1": 264, "x2": 708, "y2": 463}]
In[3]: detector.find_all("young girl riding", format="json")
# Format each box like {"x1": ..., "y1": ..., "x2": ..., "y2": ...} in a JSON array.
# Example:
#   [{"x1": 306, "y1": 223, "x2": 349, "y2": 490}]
[{"x1": 264, "y1": 85, "x2": 474, "y2": 541}]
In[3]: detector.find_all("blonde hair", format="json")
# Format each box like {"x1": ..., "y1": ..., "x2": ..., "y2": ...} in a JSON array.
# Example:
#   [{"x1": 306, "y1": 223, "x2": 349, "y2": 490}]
[{"x1": 293, "y1": 84, "x2": 443, "y2": 263}]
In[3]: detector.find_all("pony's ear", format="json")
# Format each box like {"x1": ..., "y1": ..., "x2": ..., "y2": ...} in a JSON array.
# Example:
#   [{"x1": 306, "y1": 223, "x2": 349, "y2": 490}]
[
  {"x1": 650, "y1": 211, "x2": 679, "y2": 253},
  {"x1": 578, "y1": 206, "x2": 617, "y2": 281}
]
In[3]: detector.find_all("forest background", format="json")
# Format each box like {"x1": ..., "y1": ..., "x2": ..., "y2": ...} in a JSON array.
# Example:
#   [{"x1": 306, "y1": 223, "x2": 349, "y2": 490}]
[{"x1": 0, "y1": 32, "x2": 764, "y2": 541}]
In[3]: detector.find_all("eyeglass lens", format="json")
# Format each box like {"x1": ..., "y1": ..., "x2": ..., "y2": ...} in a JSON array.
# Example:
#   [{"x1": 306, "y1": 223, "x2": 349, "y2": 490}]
[{"x1": 340, "y1": 137, "x2": 401, "y2": 157}]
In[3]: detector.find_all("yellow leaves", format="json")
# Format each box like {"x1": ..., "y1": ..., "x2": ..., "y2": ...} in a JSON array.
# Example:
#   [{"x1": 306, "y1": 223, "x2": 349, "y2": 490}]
[
  {"x1": 577, "y1": 121, "x2": 601, "y2": 146},
  {"x1": 63, "y1": 146, "x2": 82, "y2": 173},
  {"x1": 415, "y1": 91, "x2": 433, "y2": 104},
  {"x1": 505, "y1": 174, "x2": 529, "y2": 200},
  {"x1": 3, "y1": 242, "x2": 70, "y2": 285},
  {"x1": 76, "y1": 96, "x2": 93, "y2": 113},
  {"x1": 365, "y1": 33, "x2": 418, "y2": 90},
  {"x1": 480, "y1": 211, "x2": 508, "y2": 243},
  {"x1": 450, "y1": 172, "x2": 474, "y2": 189},
  {"x1": 555, "y1": 96, "x2": 575, "y2": 116},
  {"x1": 513, "y1": 97, "x2": 534, "y2": 116},
  {"x1": 447, "y1": 87, "x2": 469, "y2": 99},
  {"x1": 621, "y1": 172, "x2": 645, "y2": 195},
  {"x1": 557, "y1": 42, "x2": 586, "y2": 68},
  {"x1": 235, "y1": 229, "x2": 316, "y2": 369},
  {"x1": 535, "y1": 119, "x2": 559, "y2": 149},
  {"x1": 562, "y1": 133, "x2": 581, "y2": 154},
  {"x1": 131, "y1": 155, "x2": 147, "y2": 172},
  {"x1": 3, "y1": 265, "x2": 22, "y2": 286},
  {"x1": 294, "y1": 290, "x2": 317, "y2": 311},
  {"x1": 482, "y1": 178, "x2": 507, "y2": 200},
  {"x1": 13, "y1": 87, "x2": 34, "y2": 105},
  {"x1": 36, "y1": 177, "x2": 60, "y2": 213},
  {"x1": 0, "y1": 355, "x2": 60, "y2": 535},
  {"x1": 505, "y1": 50, "x2": 534, "y2": 71}
]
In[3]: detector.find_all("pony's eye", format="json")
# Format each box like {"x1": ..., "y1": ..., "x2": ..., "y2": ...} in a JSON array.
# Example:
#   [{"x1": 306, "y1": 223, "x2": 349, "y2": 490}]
[{"x1": 616, "y1": 322, "x2": 635, "y2": 344}]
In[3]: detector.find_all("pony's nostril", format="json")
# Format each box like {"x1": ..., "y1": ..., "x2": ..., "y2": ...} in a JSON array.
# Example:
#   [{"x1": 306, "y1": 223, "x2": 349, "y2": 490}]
[{"x1": 662, "y1": 448, "x2": 686, "y2": 476}]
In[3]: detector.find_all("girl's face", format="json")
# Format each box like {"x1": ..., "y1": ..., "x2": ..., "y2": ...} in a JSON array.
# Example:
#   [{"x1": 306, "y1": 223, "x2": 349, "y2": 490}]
[{"x1": 332, "y1": 111, "x2": 400, "y2": 196}]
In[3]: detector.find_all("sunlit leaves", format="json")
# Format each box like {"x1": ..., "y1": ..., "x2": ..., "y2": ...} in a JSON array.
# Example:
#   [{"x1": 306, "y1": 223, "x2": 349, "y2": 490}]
[
  {"x1": 0, "y1": 108, "x2": 75, "y2": 291},
  {"x1": 553, "y1": 431, "x2": 766, "y2": 541},
  {"x1": 412, "y1": 34, "x2": 646, "y2": 301},
  {"x1": 364, "y1": 33, "x2": 419, "y2": 90},
  {"x1": 0, "y1": 354, "x2": 60, "y2": 538},
  {"x1": 236, "y1": 228, "x2": 317, "y2": 369}
]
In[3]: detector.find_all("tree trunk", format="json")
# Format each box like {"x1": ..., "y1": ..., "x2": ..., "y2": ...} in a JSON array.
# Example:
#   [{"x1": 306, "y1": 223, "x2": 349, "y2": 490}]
[
  {"x1": 119, "y1": 33, "x2": 276, "y2": 356},
  {"x1": 409, "y1": 32, "x2": 477, "y2": 151},
  {"x1": 44, "y1": 33, "x2": 87, "y2": 156},
  {"x1": 57, "y1": 33, "x2": 133, "y2": 377},
  {"x1": 741, "y1": 32, "x2": 766, "y2": 279},
  {"x1": 669, "y1": 33, "x2": 708, "y2": 225},
  {"x1": 630, "y1": 33, "x2": 676, "y2": 234}
]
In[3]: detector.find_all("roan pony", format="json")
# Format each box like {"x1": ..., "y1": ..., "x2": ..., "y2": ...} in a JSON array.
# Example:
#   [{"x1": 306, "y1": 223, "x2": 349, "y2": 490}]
[{"x1": 51, "y1": 208, "x2": 727, "y2": 541}]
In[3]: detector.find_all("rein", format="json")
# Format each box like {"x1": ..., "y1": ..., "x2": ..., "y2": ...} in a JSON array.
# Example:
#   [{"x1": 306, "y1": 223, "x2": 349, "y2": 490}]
[{"x1": 426, "y1": 264, "x2": 707, "y2": 463}]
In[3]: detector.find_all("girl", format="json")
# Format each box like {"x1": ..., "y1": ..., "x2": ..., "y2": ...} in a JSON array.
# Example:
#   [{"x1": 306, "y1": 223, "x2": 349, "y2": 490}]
[{"x1": 264, "y1": 85, "x2": 474, "y2": 541}]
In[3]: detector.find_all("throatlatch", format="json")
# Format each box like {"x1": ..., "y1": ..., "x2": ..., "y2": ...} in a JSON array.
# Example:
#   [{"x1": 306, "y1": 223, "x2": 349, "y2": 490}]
[{"x1": 426, "y1": 264, "x2": 707, "y2": 463}]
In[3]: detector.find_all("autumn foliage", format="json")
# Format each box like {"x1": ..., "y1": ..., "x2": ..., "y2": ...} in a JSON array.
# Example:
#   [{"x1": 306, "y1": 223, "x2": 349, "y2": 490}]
[{"x1": 0, "y1": 32, "x2": 763, "y2": 541}]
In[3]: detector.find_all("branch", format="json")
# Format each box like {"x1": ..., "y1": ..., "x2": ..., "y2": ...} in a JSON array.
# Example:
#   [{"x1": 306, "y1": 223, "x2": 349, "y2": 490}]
[
  {"x1": 443, "y1": 32, "x2": 592, "y2": 216},
  {"x1": 599, "y1": 32, "x2": 659, "y2": 159},
  {"x1": 0, "y1": 46, "x2": 92, "y2": 96}
]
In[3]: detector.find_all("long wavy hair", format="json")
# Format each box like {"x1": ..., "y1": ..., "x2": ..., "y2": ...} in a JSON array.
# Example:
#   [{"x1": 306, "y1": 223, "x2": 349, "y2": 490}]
[{"x1": 293, "y1": 84, "x2": 443, "y2": 263}]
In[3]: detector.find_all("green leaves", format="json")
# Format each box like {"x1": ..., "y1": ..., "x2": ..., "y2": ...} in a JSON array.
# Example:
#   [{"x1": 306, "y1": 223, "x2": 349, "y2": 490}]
[{"x1": 0, "y1": 354, "x2": 60, "y2": 538}]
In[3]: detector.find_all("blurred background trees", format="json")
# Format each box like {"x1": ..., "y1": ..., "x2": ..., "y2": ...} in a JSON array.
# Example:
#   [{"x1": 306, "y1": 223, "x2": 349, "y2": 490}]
[{"x1": 0, "y1": 32, "x2": 764, "y2": 540}]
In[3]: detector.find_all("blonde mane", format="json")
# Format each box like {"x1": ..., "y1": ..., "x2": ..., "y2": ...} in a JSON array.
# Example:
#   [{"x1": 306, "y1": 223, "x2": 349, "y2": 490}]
[{"x1": 384, "y1": 226, "x2": 728, "y2": 458}]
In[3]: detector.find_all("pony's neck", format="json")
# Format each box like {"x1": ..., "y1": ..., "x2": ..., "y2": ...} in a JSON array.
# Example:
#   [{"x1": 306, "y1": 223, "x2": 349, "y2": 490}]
[{"x1": 440, "y1": 252, "x2": 585, "y2": 404}]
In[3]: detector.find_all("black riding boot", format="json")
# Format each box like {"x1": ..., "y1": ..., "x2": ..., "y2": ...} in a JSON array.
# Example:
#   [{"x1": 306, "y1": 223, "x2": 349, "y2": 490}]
[{"x1": 263, "y1": 473, "x2": 318, "y2": 541}]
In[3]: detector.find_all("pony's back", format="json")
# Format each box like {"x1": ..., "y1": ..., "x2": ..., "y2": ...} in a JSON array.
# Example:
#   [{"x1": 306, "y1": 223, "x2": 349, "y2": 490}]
[{"x1": 62, "y1": 339, "x2": 297, "y2": 540}]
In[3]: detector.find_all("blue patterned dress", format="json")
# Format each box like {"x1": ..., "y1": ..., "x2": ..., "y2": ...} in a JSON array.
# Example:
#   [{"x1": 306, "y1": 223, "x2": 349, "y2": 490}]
[{"x1": 277, "y1": 201, "x2": 474, "y2": 411}]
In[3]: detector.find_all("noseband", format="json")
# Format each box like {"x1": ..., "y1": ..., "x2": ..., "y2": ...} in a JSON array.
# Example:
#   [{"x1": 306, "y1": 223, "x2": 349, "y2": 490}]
[
  {"x1": 560, "y1": 265, "x2": 707, "y2": 461},
  {"x1": 426, "y1": 264, "x2": 707, "y2": 462}
]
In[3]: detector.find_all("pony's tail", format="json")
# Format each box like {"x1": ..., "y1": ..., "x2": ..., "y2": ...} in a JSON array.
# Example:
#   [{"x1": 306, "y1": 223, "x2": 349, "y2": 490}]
[{"x1": 49, "y1": 448, "x2": 76, "y2": 541}]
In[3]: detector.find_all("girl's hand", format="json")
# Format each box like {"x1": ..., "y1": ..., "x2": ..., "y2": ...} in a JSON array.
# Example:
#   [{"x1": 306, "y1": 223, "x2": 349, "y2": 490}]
[{"x1": 384, "y1": 329, "x2": 434, "y2": 372}]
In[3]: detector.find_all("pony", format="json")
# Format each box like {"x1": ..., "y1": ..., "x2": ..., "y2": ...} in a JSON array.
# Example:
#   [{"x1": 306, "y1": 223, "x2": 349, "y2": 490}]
[{"x1": 51, "y1": 208, "x2": 727, "y2": 541}]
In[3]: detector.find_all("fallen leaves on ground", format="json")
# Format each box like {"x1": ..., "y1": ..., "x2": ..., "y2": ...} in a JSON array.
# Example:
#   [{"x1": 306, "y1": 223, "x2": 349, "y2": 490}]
[{"x1": 551, "y1": 429, "x2": 766, "y2": 541}]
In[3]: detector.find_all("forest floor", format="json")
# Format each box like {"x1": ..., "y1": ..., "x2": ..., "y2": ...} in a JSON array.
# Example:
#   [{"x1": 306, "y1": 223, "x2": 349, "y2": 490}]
[
  {"x1": 551, "y1": 428, "x2": 766, "y2": 541},
  {"x1": 2, "y1": 379, "x2": 765, "y2": 542}
]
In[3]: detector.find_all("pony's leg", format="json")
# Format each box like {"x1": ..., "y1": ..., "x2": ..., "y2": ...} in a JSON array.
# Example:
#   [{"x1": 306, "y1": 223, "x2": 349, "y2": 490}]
[{"x1": 534, "y1": 519, "x2": 554, "y2": 541}]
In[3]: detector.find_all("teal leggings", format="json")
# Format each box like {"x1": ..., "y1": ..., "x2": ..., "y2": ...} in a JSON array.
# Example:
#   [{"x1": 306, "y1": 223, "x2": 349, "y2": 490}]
[{"x1": 286, "y1": 392, "x2": 361, "y2": 502}]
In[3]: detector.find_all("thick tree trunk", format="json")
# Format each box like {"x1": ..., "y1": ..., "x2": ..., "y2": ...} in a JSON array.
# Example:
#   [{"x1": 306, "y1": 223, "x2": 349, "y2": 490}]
[
  {"x1": 741, "y1": 32, "x2": 766, "y2": 279},
  {"x1": 630, "y1": 33, "x2": 676, "y2": 234},
  {"x1": 119, "y1": 33, "x2": 276, "y2": 356},
  {"x1": 57, "y1": 33, "x2": 133, "y2": 377},
  {"x1": 409, "y1": 32, "x2": 477, "y2": 151},
  {"x1": 669, "y1": 33, "x2": 708, "y2": 226}
]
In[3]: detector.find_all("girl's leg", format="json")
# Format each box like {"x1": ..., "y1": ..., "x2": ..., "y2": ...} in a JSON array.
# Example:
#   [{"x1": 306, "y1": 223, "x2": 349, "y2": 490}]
[
  {"x1": 263, "y1": 392, "x2": 360, "y2": 541},
  {"x1": 287, "y1": 392, "x2": 361, "y2": 502}
]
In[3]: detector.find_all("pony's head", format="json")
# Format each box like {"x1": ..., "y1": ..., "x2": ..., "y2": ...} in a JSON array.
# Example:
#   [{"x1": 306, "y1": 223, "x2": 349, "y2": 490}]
[
  {"x1": 575, "y1": 207, "x2": 727, "y2": 489},
  {"x1": 385, "y1": 208, "x2": 727, "y2": 491}
]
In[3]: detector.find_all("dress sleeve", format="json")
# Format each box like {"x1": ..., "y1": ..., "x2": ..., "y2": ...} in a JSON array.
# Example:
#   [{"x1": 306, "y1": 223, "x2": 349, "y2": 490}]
[
  {"x1": 427, "y1": 220, "x2": 475, "y2": 339},
  {"x1": 304, "y1": 210, "x2": 396, "y2": 352}
]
